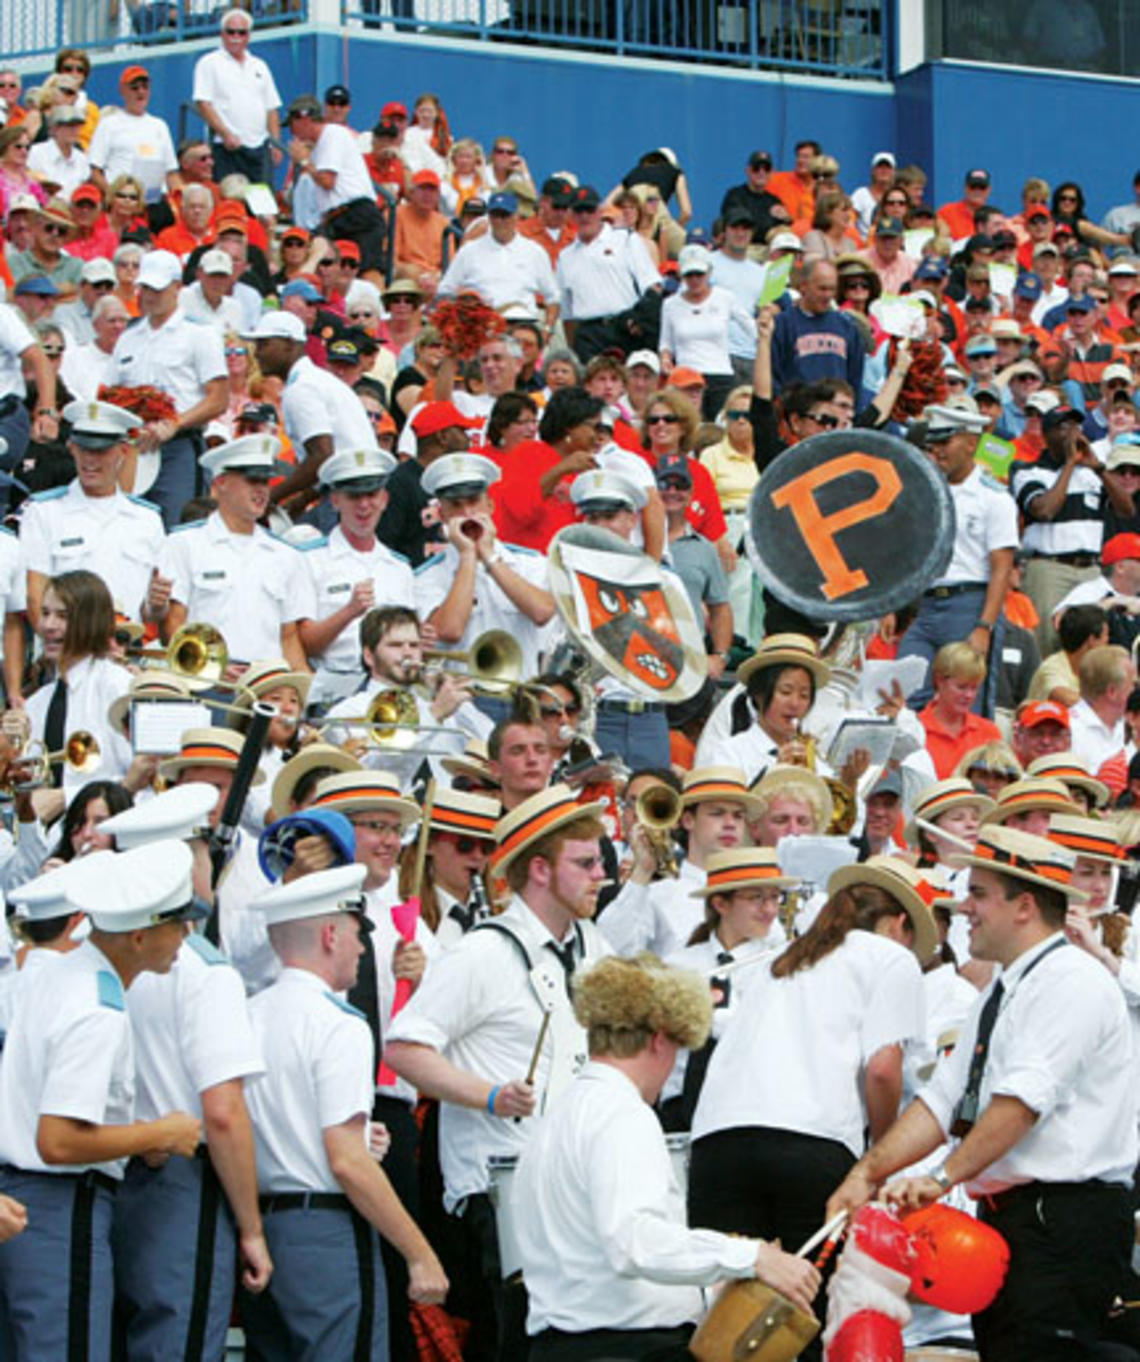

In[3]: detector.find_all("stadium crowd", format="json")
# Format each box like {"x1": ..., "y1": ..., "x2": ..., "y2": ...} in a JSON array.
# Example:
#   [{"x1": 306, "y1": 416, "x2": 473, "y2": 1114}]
[{"x1": 1, "y1": 11, "x2": 1140, "y2": 1362}]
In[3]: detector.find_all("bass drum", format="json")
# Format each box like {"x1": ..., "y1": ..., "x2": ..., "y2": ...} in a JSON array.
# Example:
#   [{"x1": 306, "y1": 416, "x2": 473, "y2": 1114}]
[{"x1": 689, "y1": 1278, "x2": 818, "y2": 1362}]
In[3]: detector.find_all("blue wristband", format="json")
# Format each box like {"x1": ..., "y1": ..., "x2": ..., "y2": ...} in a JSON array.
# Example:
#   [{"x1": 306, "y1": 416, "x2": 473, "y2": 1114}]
[{"x1": 486, "y1": 1085, "x2": 501, "y2": 1116}]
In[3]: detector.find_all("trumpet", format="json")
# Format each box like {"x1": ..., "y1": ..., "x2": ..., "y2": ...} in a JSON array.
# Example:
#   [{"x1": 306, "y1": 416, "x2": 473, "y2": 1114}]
[
  {"x1": 0, "y1": 730, "x2": 102, "y2": 792},
  {"x1": 134, "y1": 622, "x2": 229, "y2": 685},
  {"x1": 424, "y1": 629, "x2": 523, "y2": 695},
  {"x1": 318, "y1": 690, "x2": 456, "y2": 751},
  {"x1": 798, "y1": 726, "x2": 857, "y2": 837},
  {"x1": 634, "y1": 780, "x2": 682, "y2": 878}
]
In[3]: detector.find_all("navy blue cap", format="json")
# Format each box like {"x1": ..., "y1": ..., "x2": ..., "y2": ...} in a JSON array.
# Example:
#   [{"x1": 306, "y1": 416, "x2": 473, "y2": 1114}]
[
  {"x1": 1067, "y1": 295, "x2": 1096, "y2": 314},
  {"x1": 914, "y1": 257, "x2": 948, "y2": 281},
  {"x1": 655, "y1": 452, "x2": 693, "y2": 489},
  {"x1": 1014, "y1": 272, "x2": 1043, "y2": 301},
  {"x1": 487, "y1": 191, "x2": 518, "y2": 215},
  {"x1": 14, "y1": 274, "x2": 60, "y2": 297}
]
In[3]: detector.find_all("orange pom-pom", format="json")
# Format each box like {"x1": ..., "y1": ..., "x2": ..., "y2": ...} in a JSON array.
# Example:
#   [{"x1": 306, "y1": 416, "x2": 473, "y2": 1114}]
[{"x1": 903, "y1": 1203, "x2": 1010, "y2": 1313}]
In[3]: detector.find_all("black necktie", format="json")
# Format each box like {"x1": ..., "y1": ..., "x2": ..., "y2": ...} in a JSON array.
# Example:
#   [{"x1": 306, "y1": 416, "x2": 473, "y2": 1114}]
[
  {"x1": 448, "y1": 902, "x2": 474, "y2": 933},
  {"x1": 716, "y1": 950, "x2": 733, "y2": 966},
  {"x1": 44, "y1": 678, "x2": 67, "y2": 789},
  {"x1": 546, "y1": 938, "x2": 576, "y2": 996},
  {"x1": 951, "y1": 978, "x2": 1004, "y2": 1137},
  {"x1": 348, "y1": 931, "x2": 383, "y2": 1107}
]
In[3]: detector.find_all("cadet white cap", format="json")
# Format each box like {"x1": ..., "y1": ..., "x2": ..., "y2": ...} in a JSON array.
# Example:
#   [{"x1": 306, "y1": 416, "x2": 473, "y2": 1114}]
[
  {"x1": 63, "y1": 399, "x2": 140, "y2": 449},
  {"x1": 8, "y1": 861, "x2": 82, "y2": 922},
  {"x1": 199, "y1": 248, "x2": 233, "y2": 277},
  {"x1": 200, "y1": 434, "x2": 288, "y2": 481},
  {"x1": 923, "y1": 403, "x2": 989, "y2": 440},
  {"x1": 251, "y1": 862, "x2": 369, "y2": 928},
  {"x1": 318, "y1": 446, "x2": 397, "y2": 490},
  {"x1": 421, "y1": 452, "x2": 501, "y2": 500},
  {"x1": 68, "y1": 840, "x2": 208, "y2": 932},
  {"x1": 137, "y1": 250, "x2": 183, "y2": 291},
  {"x1": 99, "y1": 783, "x2": 218, "y2": 850},
  {"x1": 570, "y1": 468, "x2": 647, "y2": 513},
  {"x1": 242, "y1": 311, "x2": 306, "y2": 343}
]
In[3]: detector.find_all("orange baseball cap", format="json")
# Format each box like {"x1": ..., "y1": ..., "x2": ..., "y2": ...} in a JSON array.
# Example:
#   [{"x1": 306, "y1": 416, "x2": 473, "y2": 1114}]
[
  {"x1": 1016, "y1": 700, "x2": 1070, "y2": 729},
  {"x1": 334, "y1": 239, "x2": 361, "y2": 261},
  {"x1": 120, "y1": 65, "x2": 149, "y2": 87},
  {"x1": 666, "y1": 366, "x2": 706, "y2": 389}
]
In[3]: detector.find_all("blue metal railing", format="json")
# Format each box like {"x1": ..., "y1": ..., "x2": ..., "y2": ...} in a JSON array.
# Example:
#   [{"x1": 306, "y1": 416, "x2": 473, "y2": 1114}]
[
  {"x1": 1, "y1": 0, "x2": 308, "y2": 62},
  {"x1": 341, "y1": 0, "x2": 889, "y2": 80}
]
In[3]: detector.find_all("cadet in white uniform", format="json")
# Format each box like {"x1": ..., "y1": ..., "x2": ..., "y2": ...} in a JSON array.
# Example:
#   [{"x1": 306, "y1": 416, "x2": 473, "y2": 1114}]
[
  {"x1": 415, "y1": 453, "x2": 555, "y2": 718},
  {"x1": 298, "y1": 447, "x2": 415, "y2": 708},
  {"x1": 98, "y1": 785, "x2": 273, "y2": 1361},
  {"x1": 240, "y1": 864, "x2": 447, "y2": 1361},
  {"x1": 830, "y1": 827, "x2": 1139, "y2": 1362},
  {"x1": 386, "y1": 784, "x2": 612, "y2": 1362},
  {"x1": 2, "y1": 861, "x2": 88, "y2": 1036},
  {"x1": 602, "y1": 766, "x2": 762, "y2": 960},
  {"x1": 154, "y1": 434, "x2": 315, "y2": 670},
  {"x1": 0, "y1": 841, "x2": 205, "y2": 1362},
  {"x1": 516, "y1": 955, "x2": 819, "y2": 1362},
  {"x1": 19, "y1": 400, "x2": 165, "y2": 628}
]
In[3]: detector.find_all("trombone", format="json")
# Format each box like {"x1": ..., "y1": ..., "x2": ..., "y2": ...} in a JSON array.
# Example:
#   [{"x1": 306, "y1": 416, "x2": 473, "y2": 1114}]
[
  {"x1": 317, "y1": 689, "x2": 457, "y2": 752},
  {"x1": 133, "y1": 622, "x2": 229, "y2": 686},
  {"x1": 424, "y1": 629, "x2": 523, "y2": 695},
  {"x1": 634, "y1": 780, "x2": 682, "y2": 878}
]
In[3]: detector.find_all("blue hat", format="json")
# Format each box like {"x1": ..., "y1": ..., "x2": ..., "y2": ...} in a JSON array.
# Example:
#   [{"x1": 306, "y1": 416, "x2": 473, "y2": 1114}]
[
  {"x1": 487, "y1": 191, "x2": 518, "y2": 215},
  {"x1": 1067, "y1": 295, "x2": 1096, "y2": 314},
  {"x1": 1014, "y1": 272, "x2": 1043, "y2": 302},
  {"x1": 14, "y1": 274, "x2": 60, "y2": 297},
  {"x1": 964, "y1": 335, "x2": 997, "y2": 357},
  {"x1": 280, "y1": 278, "x2": 324, "y2": 303},
  {"x1": 914, "y1": 258, "x2": 948, "y2": 281},
  {"x1": 258, "y1": 809, "x2": 356, "y2": 881}
]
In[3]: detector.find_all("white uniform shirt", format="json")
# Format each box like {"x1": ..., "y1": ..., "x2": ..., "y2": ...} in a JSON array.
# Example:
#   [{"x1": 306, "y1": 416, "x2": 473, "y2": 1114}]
[
  {"x1": 438, "y1": 231, "x2": 558, "y2": 315},
  {"x1": 311, "y1": 122, "x2": 374, "y2": 213},
  {"x1": 413, "y1": 541, "x2": 550, "y2": 680},
  {"x1": 0, "y1": 940, "x2": 134, "y2": 1177},
  {"x1": 933, "y1": 467, "x2": 1019, "y2": 586},
  {"x1": 516, "y1": 1062, "x2": 759, "y2": 1335},
  {"x1": 282, "y1": 355, "x2": 377, "y2": 459},
  {"x1": 300, "y1": 527, "x2": 415, "y2": 675},
  {"x1": 25, "y1": 655, "x2": 132, "y2": 797},
  {"x1": 1068, "y1": 698, "x2": 1128, "y2": 773},
  {"x1": 88, "y1": 109, "x2": 178, "y2": 202},
  {"x1": 179, "y1": 281, "x2": 245, "y2": 336},
  {"x1": 387, "y1": 894, "x2": 612, "y2": 1209},
  {"x1": 600, "y1": 859, "x2": 707, "y2": 959},
  {"x1": 0, "y1": 527, "x2": 26, "y2": 616},
  {"x1": 60, "y1": 340, "x2": 114, "y2": 401},
  {"x1": 19, "y1": 482, "x2": 165, "y2": 621},
  {"x1": 245, "y1": 965, "x2": 374, "y2": 1192},
  {"x1": 159, "y1": 511, "x2": 316, "y2": 663},
  {"x1": 109, "y1": 307, "x2": 226, "y2": 416},
  {"x1": 693, "y1": 931, "x2": 925, "y2": 1155},
  {"x1": 921, "y1": 933, "x2": 1138, "y2": 1193},
  {"x1": 26, "y1": 140, "x2": 90, "y2": 202},
  {"x1": 218, "y1": 830, "x2": 276, "y2": 994},
  {"x1": 126, "y1": 932, "x2": 263, "y2": 1120},
  {"x1": 693, "y1": 684, "x2": 780, "y2": 779},
  {"x1": 556, "y1": 223, "x2": 660, "y2": 322},
  {"x1": 659, "y1": 285, "x2": 754, "y2": 377},
  {"x1": 191, "y1": 46, "x2": 281, "y2": 149},
  {"x1": 0, "y1": 304, "x2": 35, "y2": 398}
]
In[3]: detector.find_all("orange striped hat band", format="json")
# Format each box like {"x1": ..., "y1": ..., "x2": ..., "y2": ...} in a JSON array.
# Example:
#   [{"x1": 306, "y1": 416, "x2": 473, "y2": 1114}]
[
  {"x1": 921, "y1": 788, "x2": 981, "y2": 816},
  {"x1": 314, "y1": 782, "x2": 402, "y2": 806},
  {"x1": 433, "y1": 807, "x2": 498, "y2": 836},
  {"x1": 179, "y1": 743, "x2": 239, "y2": 764},
  {"x1": 973, "y1": 839, "x2": 1073, "y2": 886},
  {"x1": 684, "y1": 779, "x2": 749, "y2": 802},
  {"x1": 1050, "y1": 830, "x2": 1124, "y2": 860},
  {"x1": 706, "y1": 863, "x2": 787, "y2": 892},
  {"x1": 492, "y1": 799, "x2": 579, "y2": 866}
]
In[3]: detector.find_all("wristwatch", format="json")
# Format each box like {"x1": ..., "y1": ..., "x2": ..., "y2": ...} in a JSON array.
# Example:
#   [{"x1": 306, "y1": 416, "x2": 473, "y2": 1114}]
[
  {"x1": 35, "y1": 407, "x2": 59, "y2": 419},
  {"x1": 930, "y1": 1163, "x2": 953, "y2": 1193}
]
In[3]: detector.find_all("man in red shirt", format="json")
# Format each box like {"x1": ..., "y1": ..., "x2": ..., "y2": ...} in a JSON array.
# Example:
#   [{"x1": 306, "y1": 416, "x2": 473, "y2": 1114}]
[
  {"x1": 938, "y1": 168, "x2": 992, "y2": 242},
  {"x1": 767, "y1": 139, "x2": 820, "y2": 225}
]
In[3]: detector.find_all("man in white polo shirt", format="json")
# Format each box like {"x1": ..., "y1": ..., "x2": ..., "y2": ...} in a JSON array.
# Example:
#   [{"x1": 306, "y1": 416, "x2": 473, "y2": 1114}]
[
  {"x1": 192, "y1": 8, "x2": 282, "y2": 185},
  {"x1": 438, "y1": 192, "x2": 558, "y2": 329}
]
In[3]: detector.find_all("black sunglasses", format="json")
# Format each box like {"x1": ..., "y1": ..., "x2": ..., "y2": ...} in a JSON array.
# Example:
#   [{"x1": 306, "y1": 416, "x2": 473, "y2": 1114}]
[
  {"x1": 453, "y1": 835, "x2": 495, "y2": 855},
  {"x1": 806, "y1": 412, "x2": 840, "y2": 428}
]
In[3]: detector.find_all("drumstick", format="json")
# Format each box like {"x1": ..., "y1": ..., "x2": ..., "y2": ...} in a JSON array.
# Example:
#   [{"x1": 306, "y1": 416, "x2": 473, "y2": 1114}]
[
  {"x1": 525, "y1": 1010, "x2": 552, "y2": 1086},
  {"x1": 795, "y1": 1209, "x2": 848, "y2": 1259},
  {"x1": 914, "y1": 817, "x2": 975, "y2": 854}
]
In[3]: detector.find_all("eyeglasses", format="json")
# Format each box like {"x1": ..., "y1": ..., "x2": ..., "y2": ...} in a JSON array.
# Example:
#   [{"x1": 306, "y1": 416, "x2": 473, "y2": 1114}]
[
  {"x1": 60, "y1": 62, "x2": 86, "y2": 72},
  {"x1": 41, "y1": 223, "x2": 70, "y2": 237},
  {"x1": 90, "y1": 280, "x2": 114, "y2": 291},
  {"x1": 348, "y1": 311, "x2": 375, "y2": 321},
  {"x1": 805, "y1": 411, "x2": 840, "y2": 428},
  {"x1": 127, "y1": 79, "x2": 150, "y2": 89},
  {"x1": 222, "y1": 25, "x2": 251, "y2": 34},
  {"x1": 115, "y1": 191, "x2": 140, "y2": 200},
  {"x1": 40, "y1": 345, "x2": 63, "y2": 357},
  {"x1": 366, "y1": 408, "x2": 386, "y2": 422},
  {"x1": 493, "y1": 145, "x2": 515, "y2": 155},
  {"x1": 340, "y1": 258, "x2": 360, "y2": 269},
  {"x1": 845, "y1": 279, "x2": 870, "y2": 291},
  {"x1": 726, "y1": 409, "x2": 750, "y2": 420},
  {"x1": 566, "y1": 854, "x2": 604, "y2": 872},
  {"x1": 659, "y1": 478, "x2": 689, "y2": 492},
  {"x1": 646, "y1": 413, "x2": 680, "y2": 425},
  {"x1": 450, "y1": 835, "x2": 495, "y2": 855},
  {"x1": 352, "y1": 818, "x2": 403, "y2": 837},
  {"x1": 318, "y1": 258, "x2": 337, "y2": 268},
  {"x1": 226, "y1": 346, "x2": 248, "y2": 357},
  {"x1": 1058, "y1": 193, "x2": 1078, "y2": 202}
]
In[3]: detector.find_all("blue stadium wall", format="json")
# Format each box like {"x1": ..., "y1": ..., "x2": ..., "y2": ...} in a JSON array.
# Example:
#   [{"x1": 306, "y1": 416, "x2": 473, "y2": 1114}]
[{"x1": 60, "y1": 28, "x2": 1140, "y2": 229}]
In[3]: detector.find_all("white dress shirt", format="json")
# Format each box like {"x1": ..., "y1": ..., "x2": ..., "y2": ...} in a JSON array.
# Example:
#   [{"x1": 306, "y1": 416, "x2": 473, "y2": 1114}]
[
  {"x1": 693, "y1": 685, "x2": 781, "y2": 779},
  {"x1": 159, "y1": 511, "x2": 316, "y2": 664},
  {"x1": 1068, "y1": 698, "x2": 1128, "y2": 773},
  {"x1": 386, "y1": 894, "x2": 611, "y2": 1210},
  {"x1": 19, "y1": 481, "x2": 165, "y2": 621},
  {"x1": 516, "y1": 1062, "x2": 759, "y2": 1335},
  {"x1": 932, "y1": 468, "x2": 1019, "y2": 586},
  {"x1": 109, "y1": 307, "x2": 226, "y2": 416},
  {"x1": 0, "y1": 940, "x2": 134, "y2": 1177},
  {"x1": 920, "y1": 932, "x2": 1138, "y2": 1194},
  {"x1": 438, "y1": 231, "x2": 558, "y2": 315},
  {"x1": 25, "y1": 655, "x2": 132, "y2": 797},
  {"x1": 26, "y1": 140, "x2": 90, "y2": 202},
  {"x1": 59, "y1": 340, "x2": 114, "y2": 401},
  {"x1": 282, "y1": 355, "x2": 377, "y2": 458},
  {"x1": 599, "y1": 859, "x2": 707, "y2": 959},
  {"x1": 0, "y1": 527, "x2": 26, "y2": 616},
  {"x1": 311, "y1": 122, "x2": 374, "y2": 213},
  {"x1": 191, "y1": 46, "x2": 281, "y2": 149},
  {"x1": 245, "y1": 966, "x2": 374, "y2": 1193},
  {"x1": 127, "y1": 932, "x2": 263, "y2": 1121},
  {"x1": 693, "y1": 930, "x2": 925, "y2": 1156},
  {"x1": 0, "y1": 304, "x2": 35, "y2": 398},
  {"x1": 556, "y1": 223, "x2": 660, "y2": 322}
]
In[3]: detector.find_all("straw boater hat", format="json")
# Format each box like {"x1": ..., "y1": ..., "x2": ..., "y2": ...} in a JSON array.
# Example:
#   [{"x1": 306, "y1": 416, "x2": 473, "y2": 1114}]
[
  {"x1": 108, "y1": 672, "x2": 194, "y2": 732},
  {"x1": 1027, "y1": 753, "x2": 1110, "y2": 810},
  {"x1": 309, "y1": 770, "x2": 419, "y2": 828},
  {"x1": 750, "y1": 763, "x2": 834, "y2": 833},
  {"x1": 691, "y1": 847, "x2": 801, "y2": 900},
  {"x1": 905, "y1": 777, "x2": 995, "y2": 845},
  {"x1": 270, "y1": 743, "x2": 361, "y2": 820},
  {"x1": 490, "y1": 783, "x2": 606, "y2": 875},
  {"x1": 980, "y1": 777, "x2": 1082, "y2": 827},
  {"x1": 427, "y1": 787, "x2": 501, "y2": 840},
  {"x1": 827, "y1": 855, "x2": 941, "y2": 962},
  {"x1": 572, "y1": 954, "x2": 712, "y2": 1051},
  {"x1": 681, "y1": 766, "x2": 765, "y2": 818},
  {"x1": 238, "y1": 658, "x2": 313, "y2": 710},
  {"x1": 1047, "y1": 813, "x2": 1124, "y2": 866},
  {"x1": 948, "y1": 824, "x2": 1088, "y2": 901},
  {"x1": 158, "y1": 727, "x2": 266, "y2": 784},
  {"x1": 440, "y1": 738, "x2": 498, "y2": 789},
  {"x1": 737, "y1": 633, "x2": 830, "y2": 690}
]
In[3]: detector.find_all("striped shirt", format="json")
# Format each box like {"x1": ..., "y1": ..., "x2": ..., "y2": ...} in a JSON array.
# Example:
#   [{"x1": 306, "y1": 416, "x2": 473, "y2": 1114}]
[{"x1": 1010, "y1": 458, "x2": 1105, "y2": 556}]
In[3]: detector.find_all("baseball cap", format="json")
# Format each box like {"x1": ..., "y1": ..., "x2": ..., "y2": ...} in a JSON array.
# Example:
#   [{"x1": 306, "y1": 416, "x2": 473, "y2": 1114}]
[
  {"x1": 626, "y1": 349, "x2": 660, "y2": 374},
  {"x1": 1103, "y1": 361, "x2": 1133, "y2": 385},
  {"x1": 334, "y1": 238, "x2": 361, "y2": 261},
  {"x1": 1033, "y1": 241, "x2": 1060, "y2": 258},
  {"x1": 411, "y1": 169, "x2": 440, "y2": 189},
  {"x1": 324, "y1": 83, "x2": 350, "y2": 104},
  {"x1": 1042, "y1": 404, "x2": 1084, "y2": 431},
  {"x1": 1066, "y1": 295, "x2": 1096, "y2": 314},
  {"x1": 487, "y1": 191, "x2": 519, "y2": 215},
  {"x1": 914, "y1": 258, "x2": 948, "y2": 281},
  {"x1": 748, "y1": 150, "x2": 773, "y2": 170},
  {"x1": 381, "y1": 100, "x2": 408, "y2": 119},
  {"x1": 48, "y1": 105, "x2": 85, "y2": 127},
  {"x1": 285, "y1": 95, "x2": 321, "y2": 123},
  {"x1": 281, "y1": 225, "x2": 310, "y2": 244},
  {"x1": 14, "y1": 275, "x2": 60, "y2": 298},
  {"x1": 410, "y1": 401, "x2": 477, "y2": 439},
  {"x1": 571, "y1": 185, "x2": 601, "y2": 211},
  {"x1": 327, "y1": 337, "x2": 363, "y2": 365},
  {"x1": 872, "y1": 151, "x2": 896, "y2": 168},
  {"x1": 71, "y1": 183, "x2": 103, "y2": 206},
  {"x1": 80, "y1": 258, "x2": 116, "y2": 285},
  {"x1": 965, "y1": 169, "x2": 991, "y2": 188},
  {"x1": 1017, "y1": 700, "x2": 1070, "y2": 730},
  {"x1": 242, "y1": 312, "x2": 307, "y2": 343},
  {"x1": 724, "y1": 206, "x2": 754, "y2": 228},
  {"x1": 654, "y1": 453, "x2": 692, "y2": 489},
  {"x1": 964, "y1": 335, "x2": 997, "y2": 357},
  {"x1": 120, "y1": 64, "x2": 149, "y2": 87},
  {"x1": 1026, "y1": 205, "x2": 1052, "y2": 222},
  {"x1": 876, "y1": 216, "x2": 904, "y2": 238},
  {"x1": 1014, "y1": 272, "x2": 1043, "y2": 301},
  {"x1": 280, "y1": 278, "x2": 324, "y2": 304},
  {"x1": 666, "y1": 367, "x2": 706, "y2": 390},
  {"x1": 1102, "y1": 532, "x2": 1140, "y2": 566},
  {"x1": 199, "y1": 248, "x2": 233, "y2": 276},
  {"x1": 137, "y1": 250, "x2": 182, "y2": 290},
  {"x1": 1109, "y1": 259, "x2": 1140, "y2": 277},
  {"x1": 678, "y1": 244, "x2": 712, "y2": 275},
  {"x1": 768, "y1": 230, "x2": 804, "y2": 254}
]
